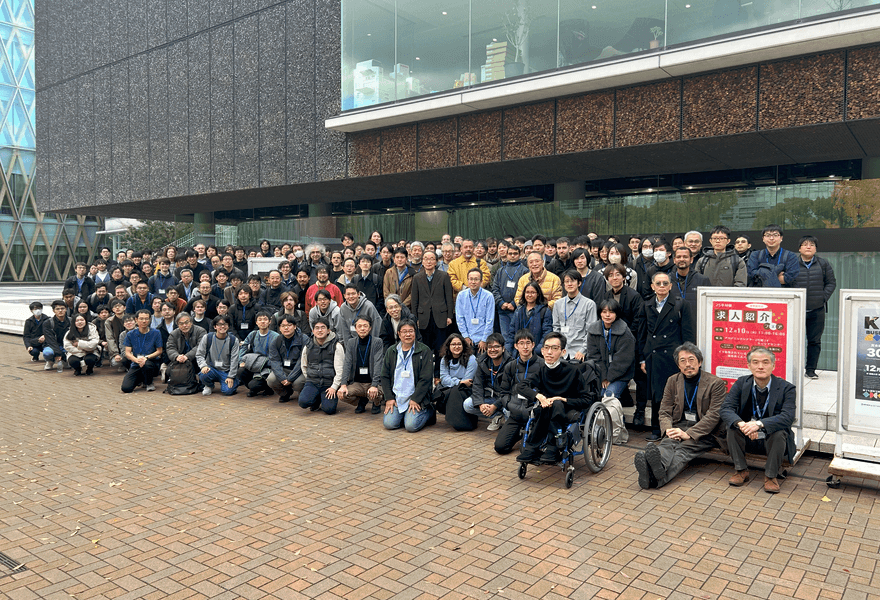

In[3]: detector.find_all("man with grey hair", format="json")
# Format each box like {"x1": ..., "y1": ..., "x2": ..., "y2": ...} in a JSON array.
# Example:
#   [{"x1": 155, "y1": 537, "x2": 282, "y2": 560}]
[
  {"x1": 684, "y1": 231, "x2": 704, "y2": 263},
  {"x1": 634, "y1": 342, "x2": 727, "y2": 489},
  {"x1": 409, "y1": 241, "x2": 425, "y2": 274},
  {"x1": 438, "y1": 243, "x2": 455, "y2": 273},
  {"x1": 720, "y1": 346, "x2": 797, "y2": 493}
]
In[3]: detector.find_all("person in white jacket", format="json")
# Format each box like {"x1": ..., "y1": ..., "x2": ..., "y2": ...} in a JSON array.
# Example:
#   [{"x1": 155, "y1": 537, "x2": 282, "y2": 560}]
[{"x1": 63, "y1": 314, "x2": 101, "y2": 375}]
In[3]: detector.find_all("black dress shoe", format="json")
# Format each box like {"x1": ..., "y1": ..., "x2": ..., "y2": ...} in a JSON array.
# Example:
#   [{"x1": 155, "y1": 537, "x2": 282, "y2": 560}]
[
  {"x1": 517, "y1": 445, "x2": 541, "y2": 463},
  {"x1": 540, "y1": 447, "x2": 560, "y2": 464},
  {"x1": 262, "y1": 388, "x2": 274, "y2": 396},
  {"x1": 278, "y1": 392, "x2": 293, "y2": 403},
  {"x1": 85, "y1": 366, "x2": 94, "y2": 375},
  {"x1": 633, "y1": 410, "x2": 645, "y2": 428},
  {"x1": 355, "y1": 402, "x2": 366, "y2": 414},
  {"x1": 371, "y1": 403, "x2": 382, "y2": 414},
  {"x1": 247, "y1": 389, "x2": 260, "y2": 397},
  {"x1": 634, "y1": 451, "x2": 653, "y2": 489}
]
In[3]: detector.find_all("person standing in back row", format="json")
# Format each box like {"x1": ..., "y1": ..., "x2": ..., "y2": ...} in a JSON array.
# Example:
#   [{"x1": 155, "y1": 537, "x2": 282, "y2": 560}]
[{"x1": 793, "y1": 235, "x2": 836, "y2": 379}]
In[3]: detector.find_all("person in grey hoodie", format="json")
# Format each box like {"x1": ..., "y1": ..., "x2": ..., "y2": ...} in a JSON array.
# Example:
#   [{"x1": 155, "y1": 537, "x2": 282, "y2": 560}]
[
  {"x1": 337, "y1": 284, "x2": 383, "y2": 348},
  {"x1": 695, "y1": 225, "x2": 747, "y2": 287},
  {"x1": 195, "y1": 315, "x2": 240, "y2": 396},
  {"x1": 308, "y1": 289, "x2": 342, "y2": 336}
]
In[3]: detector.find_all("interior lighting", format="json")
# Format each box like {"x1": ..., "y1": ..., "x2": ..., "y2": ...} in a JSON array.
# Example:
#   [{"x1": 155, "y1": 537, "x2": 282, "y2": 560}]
[
  {"x1": 442, "y1": 11, "x2": 447, "y2": 15},
  {"x1": 415, "y1": 57, "x2": 420, "y2": 60},
  {"x1": 591, "y1": 5, "x2": 597, "y2": 9},
  {"x1": 685, "y1": 4, "x2": 691, "y2": 7}
]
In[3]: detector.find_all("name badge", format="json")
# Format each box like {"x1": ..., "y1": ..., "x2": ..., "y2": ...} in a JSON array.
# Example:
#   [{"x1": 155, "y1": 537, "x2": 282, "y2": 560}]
[
  {"x1": 158, "y1": 288, "x2": 165, "y2": 294},
  {"x1": 350, "y1": 325, "x2": 357, "y2": 332},
  {"x1": 684, "y1": 411, "x2": 697, "y2": 423},
  {"x1": 283, "y1": 359, "x2": 292, "y2": 367},
  {"x1": 560, "y1": 326, "x2": 570, "y2": 335},
  {"x1": 401, "y1": 370, "x2": 411, "y2": 378},
  {"x1": 241, "y1": 323, "x2": 249, "y2": 329},
  {"x1": 359, "y1": 367, "x2": 369, "y2": 375},
  {"x1": 471, "y1": 318, "x2": 480, "y2": 325},
  {"x1": 506, "y1": 280, "x2": 515, "y2": 289},
  {"x1": 756, "y1": 431, "x2": 766, "y2": 440}
]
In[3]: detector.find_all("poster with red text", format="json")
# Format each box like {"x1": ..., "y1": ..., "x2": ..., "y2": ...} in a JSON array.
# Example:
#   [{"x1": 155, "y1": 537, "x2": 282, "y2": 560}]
[{"x1": 710, "y1": 300, "x2": 788, "y2": 387}]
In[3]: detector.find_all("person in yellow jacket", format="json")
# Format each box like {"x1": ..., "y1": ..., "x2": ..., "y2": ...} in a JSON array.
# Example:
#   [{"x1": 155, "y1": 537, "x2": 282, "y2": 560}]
[
  {"x1": 448, "y1": 239, "x2": 491, "y2": 298},
  {"x1": 514, "y1": 251, "x2": 563, "y2": 308}
]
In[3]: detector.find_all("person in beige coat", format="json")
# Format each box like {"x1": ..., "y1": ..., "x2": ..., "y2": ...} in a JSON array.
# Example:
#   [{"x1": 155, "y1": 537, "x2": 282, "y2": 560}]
[{"x1": 63, "y1": 314, "x2": 101, "y2": 376}]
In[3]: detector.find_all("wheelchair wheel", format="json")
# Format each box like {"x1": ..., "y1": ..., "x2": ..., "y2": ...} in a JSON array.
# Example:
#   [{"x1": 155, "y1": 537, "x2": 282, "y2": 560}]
[
  {"x1": 518, "y1": 462, "x2": 527, "y2": 479},
  {"x1": 565, "y1": 470, "x2": 574, "y2": 489},
  {"x1": 584, "y1": 403, "x2": 613, "y2": 473}
]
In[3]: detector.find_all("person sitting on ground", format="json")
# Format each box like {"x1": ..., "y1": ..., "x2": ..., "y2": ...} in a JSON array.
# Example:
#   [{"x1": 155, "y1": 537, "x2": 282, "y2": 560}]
[
  {"x1": 462, "y1": 333, "x2": 513, "y2": 432},
  {"x1": 63, "y1": 314, "x2": 101, "y2": 376},
  {"x1": 267, "y1": 314, "x2": 309, "y2": 403},
  {"x1": 121, "y1": 309, "x2": 163, "y2": 393},
  {"x1": 195, "y1": 315, "x2": 240, "y2": 396},
  {"x1": 42, "y1": 300, "x2": 71, "y2": 372},
  {"x1": 634, "y1": 342, "x2": 727, "y2": 489},
  {"x1": 495, "y1": 331, "x2": 545, "y2": 455},
  {"x1": 298, "y1": 317, "x2": 345, "y2": 414},
  {"x1": 437, "y1": 333, "x2": 478, "y2": 431},
  {"x1": 237, "y1": 310, "x2": 280, "y2": 397},
  {"x1": 515, "y1": 332, "x2": 594, "y2": 465},
  {"x1": 338, "y1": 315, "x2": 386, "y2": 414},
  {"x1": 720, "y1": 346, "x2": 797, "y2": 494},
  {"x1": 165, "y1": 312, "x2": 206, "y2": 382},
  {"x1": 23, "y1": 301, "x2": 49, "y2": 362},
  {"x1": 381, "y1": 318, "x2": 436, "y2": 432}
]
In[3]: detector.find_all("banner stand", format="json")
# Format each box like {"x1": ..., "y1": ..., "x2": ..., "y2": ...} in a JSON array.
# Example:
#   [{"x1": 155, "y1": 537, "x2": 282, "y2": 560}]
[
  {"x1": 827, "y1": 290, "x2": 880, "y2": 488},
  {"x1": 697, "y1": 287, "x2": 810, "y2": 467}
]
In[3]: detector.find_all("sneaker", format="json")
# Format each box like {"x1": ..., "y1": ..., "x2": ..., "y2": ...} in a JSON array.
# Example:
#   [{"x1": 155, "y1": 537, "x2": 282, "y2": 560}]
[
  {"x1": 44, "y1": 360, "x2": 53, "y2": 370},
  {"x1": 634, "y1": 451, "x2": 653, "y2": 490},
  {"x1": 487, "y1": 414, "x2": 504, "y2": 431},
  {"x1": 646, "y1": 431, "x2": 661, "y2": 442},
  {"x1": 632, "y1": 409, "x2": 645, "y2": 428},
  {"x1": 159, "y1": 363, "x2": 167, "y2": 382},
  {"x1": 516, "y1": 445, "x2": 541, "y2": 463},
  {"x1": 146, "y1": 384, "x2": 156, "y2": 392},
  {"x1": 539, "y1": 447, "x2": 560, "y2": 465},
  {"x1": 805, "y1": 370, "x2": 819, "y2": 380},
  {"x1": 56, "y1": 361, "x2": 64, "y2": 373},
  {"x1": 202, "y1": 386, "x2": 213, "y2": 396},
  {"x1": 247, "y1": 389, "x2": 260, "y2": 397},
  {"x1": 278, "y1": 391, "x2": 293, "y2": 403}
]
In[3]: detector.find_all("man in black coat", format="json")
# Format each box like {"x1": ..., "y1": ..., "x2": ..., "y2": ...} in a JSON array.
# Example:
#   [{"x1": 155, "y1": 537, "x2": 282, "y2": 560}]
[
  {"x1": 719, "y1": 346, "x2": 796, "y2": 494},
  {"x1": 410, "y1": 250, "x2": 454, "y2": 377},
  {"x1": 636, "y1": 271, "x2": 695, "y2": 441},
  {"x1": 793, "y1": 235, "x2": 836, "y2": 379}
]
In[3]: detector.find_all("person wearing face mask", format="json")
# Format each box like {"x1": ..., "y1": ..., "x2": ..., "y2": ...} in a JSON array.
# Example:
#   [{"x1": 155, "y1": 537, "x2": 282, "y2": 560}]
[
  {"x1": 634, "y1": 238, "x2": 656, "y2": 300},
  {"x1": 605, "y1": 243, "x2": 638, "y2": 291},
  {"x1": 644, "y1": 241, "x2": 674, "y2": 299},
  {"x1": 23, "y1": 302, "x2": 50, "y2": 361},
  {"x1": 571, "y1": 248, "x2": 606, "y2": 304}
]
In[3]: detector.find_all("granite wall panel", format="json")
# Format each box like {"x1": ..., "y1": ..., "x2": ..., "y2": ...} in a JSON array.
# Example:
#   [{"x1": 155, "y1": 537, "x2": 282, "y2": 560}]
[
  {"x1": 616, "y1": 80, "x2": 681, "y2": 147},
  {"x1": 128, "y1": 0, "x2": 149, "y2": 57},
  {"x1": 34, "y1": 0, "x2": 47, "y2": 88},
  {"x1": 683, "y1": 67, "x2": 757, "y2": 139},
  {"x1": 759, "y1": 52, "x2": 845, "y2": 130},
  {"x1": 149, "y1": 49, "x2": 170, "y2": 201},
  {"x1": 61, "y1": 81, "x2": 79, "y2": 208},
  {"x1": 35, "y1": 81, "x2": 50, "y2": 207},
  {"x1": 147, "y1": 0, "x2": 168, "y2": 50},
  {"x1": 60, "y1": 0, "x2": 74, "y2": 83},
  {"x1": 110, "y1": 63, "x2": 131, "y2": 203},
  {"x1": 314, "y1": 0, "x2": 345, "y2": 181},
  {"x1": 380, "y1": 125, "x2": 417, "y2": 174},
  {"x1": 189, "y1": 0, "x2": 210, "y2": 36},
  {"x1": 109, "y1": 2, "x2": 128, "y2": 63},
  {"x1": 555, "y1": 92, "x2": 614, "y2": 154},
  {"x1": 167, "y1": 0, "x2": 188, "y2": 42},
  {"x1": 129, "y1": 55, "x2": 150, "y2": 202},
  {"x1": 93, "y1": 69, "x2": 112, "y2": 205},
  {"x1": 69, "y1": 0, "x2": 88, "y2": 78},
  {"x1": 459, "y1": 111, "x2": 502, "y2": 165},
  {"x1": 47, "y1": 88, "x2": 65, "y2": 210},
  {"x1": 210, "y1": 27, "x2": 234, "y2": 193},
  {"x1": 210, "y1": 0, "x2": 233, "y2": 27},
  {"x1": 77, "y1": 77, "x2": 96, "y2": 205},
  {"x1": 259, "y1": 6, "x2": 286, "y2": 188},
  {"x1": 417, "y1": 118, "x2": 457, "y2": 170},
  {"x1": 348, "y1": 132, "x2": 381, "y2": 178},
  {"x1": 188, "y1": 37, "x2": 211, "y2": 195},
  {"x1": 846, "y1": 46, "x2": 880, "y2": 121},
  {"x1": 167, "y1": 42, "x2": 190, "y2": 197},
  {"x1": 234, "y1": 15, "x2": 260, "y2": 190},
  {"x1": 92, "y1": 0, "x2": 111, "y2": 71},
  {"x1": 503, "y1": 101, "x2": 554, "y2": 160},
  {"x1": 286, "y1": 0, "x2": 316, "y2": 184},
  {"x1": 234, "y1": 0, "x2": 259, "y2": 17}
]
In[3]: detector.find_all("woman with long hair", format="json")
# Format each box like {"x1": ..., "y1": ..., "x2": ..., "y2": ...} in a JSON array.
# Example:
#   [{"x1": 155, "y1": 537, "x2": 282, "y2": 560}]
[
  {"x1": 507, "y1": 281, "x2": 553, "y2": 354},
  {"x1": 64, "y1": 314, "x2": 101, "y2": 376},
  {"x1": 438, "y1": 333, "x2": 478, "y2": 431},
  {"x1": 606, "y1": 243, "x2": 638, "y2": 291}
]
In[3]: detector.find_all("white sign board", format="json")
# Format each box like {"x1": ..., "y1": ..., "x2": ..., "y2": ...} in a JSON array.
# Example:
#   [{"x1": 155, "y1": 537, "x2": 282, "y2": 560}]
[
  {"x1": 836, "y1": 290, "x2": 880, "y2": 440},
  {"x1": 247, "y1": 257, "x2": 285, "y2": 281}
]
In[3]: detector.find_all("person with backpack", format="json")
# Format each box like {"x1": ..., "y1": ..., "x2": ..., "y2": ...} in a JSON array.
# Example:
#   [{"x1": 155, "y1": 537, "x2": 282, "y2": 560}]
[
  {"x1": 42, "y1": 300, "x2": 71, "y2": 372},
  {"x1": 298, "y1": 317, "x2": 345, "y2": 414},
  {"x1": 195, "y1": 315, "x2": 240, "y2": 396},
  {"x1": 165, "y1": 312, "x2": 206, "y2": 394},
  {"x1": 747, "y1": 224, "x2": 800, "y2": 287},
  {"x1": 237, "y1": 310, "x2": 280, "y2": 397},
  {"x1": 696, "y1": 225, "x2": 747, "y2": 287},
  {"x1": 793, "y1": 235, "x2": 836, "y2": 379}
]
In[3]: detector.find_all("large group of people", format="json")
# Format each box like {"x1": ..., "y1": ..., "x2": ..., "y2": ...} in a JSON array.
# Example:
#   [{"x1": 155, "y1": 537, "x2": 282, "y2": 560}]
[{"x1": 21, "y1": 224, "x2": 836, "y2": 491}]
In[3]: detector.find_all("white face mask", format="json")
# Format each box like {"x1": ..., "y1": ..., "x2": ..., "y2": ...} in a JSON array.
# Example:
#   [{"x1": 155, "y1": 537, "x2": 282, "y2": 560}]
[
  {"x1": 653, "y1": 250, "x2": 667, "y2": 263},
  {"x1": 294, "y1": 250, "x2": 303, "y2": 259},
  {"x1": 32, "y1": 309, "x2": 42, "y2": 318},
  {"x1": 608, "y1": 255, "x2": 622, "y2": 264},
  {"x1": 642, "y1": 248, "x2": 654, "y2": 259}
]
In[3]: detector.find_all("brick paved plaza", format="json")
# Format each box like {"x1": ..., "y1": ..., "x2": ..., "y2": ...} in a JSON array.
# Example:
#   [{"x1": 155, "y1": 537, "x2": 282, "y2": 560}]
[{"x1": 1, "y1": 333, "x2": 879, "y2": 600}]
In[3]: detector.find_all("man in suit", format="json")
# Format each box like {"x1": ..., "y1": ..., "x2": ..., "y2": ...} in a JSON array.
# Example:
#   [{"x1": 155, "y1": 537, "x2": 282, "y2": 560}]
[
  {"x1": 410, "y1": 249, "x2": 454, "y2": 378},
  {"x1": 636, "y1": 271, "x2": 695, "y2": 440},
  {"x1": 634, "y1": 342, "x2": 727, "y2": 489},
  {"x1": 720, "y1": 346, "x2": 797, "y2": 493}
]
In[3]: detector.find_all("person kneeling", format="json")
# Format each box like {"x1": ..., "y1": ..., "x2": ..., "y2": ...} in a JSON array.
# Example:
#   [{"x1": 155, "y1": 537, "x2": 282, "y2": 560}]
[
  {"x1": 720, "y1": 346, "x2": 796, "y2": 494},
  {"x1": 516, "y1": 332, "x2": 593, "y2": 465},
  {"x1": 381, "y1": 318, "x2": 435, "y2": 432},
  {"x1": 298, "y1": 317, "x2": 345, "y2": 414},
  {"x1": 195, "y1": 315, "x2": 240, "y2": 396},
  {"x1": 463, "y1": 333, "x2": 513, "y2": 431},
  {"x1": 634, "y1": 342, "x2": 727, "y2": 489}
]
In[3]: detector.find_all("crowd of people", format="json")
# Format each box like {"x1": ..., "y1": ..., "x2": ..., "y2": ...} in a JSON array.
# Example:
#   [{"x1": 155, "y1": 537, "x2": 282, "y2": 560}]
[{"x1": 21, "y1": 225, "x2": 836, "y2": 492}]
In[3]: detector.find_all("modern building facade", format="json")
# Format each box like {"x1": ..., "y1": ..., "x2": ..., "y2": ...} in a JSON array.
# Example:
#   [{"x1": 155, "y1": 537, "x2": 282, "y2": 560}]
[{"x1": 0, "y1": 0, "x2": 104, "y2": 282}]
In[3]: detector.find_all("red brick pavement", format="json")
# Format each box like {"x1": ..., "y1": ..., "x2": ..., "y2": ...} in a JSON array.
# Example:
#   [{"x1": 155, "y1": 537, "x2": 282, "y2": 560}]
[{"x1": 1, "y1": 333, "x2": 879, "y2": 600}]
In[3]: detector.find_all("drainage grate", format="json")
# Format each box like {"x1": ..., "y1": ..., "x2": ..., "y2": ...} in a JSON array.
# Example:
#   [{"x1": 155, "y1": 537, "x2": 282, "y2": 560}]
[{"x1": 0, "y1": 551, "x2": 26, "y2": 572}]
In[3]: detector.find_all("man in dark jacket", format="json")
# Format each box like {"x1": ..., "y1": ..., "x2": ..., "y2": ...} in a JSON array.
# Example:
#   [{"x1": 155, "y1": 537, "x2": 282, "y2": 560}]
[
  {"x1": 411, "y1": 249, "x2": 454, "y2": 376},
  {"x1": 64, "y1": 262, "x2": 96, "y2": 299},
  {"x1": 794, "y1": 235, "x2": 836, "y2": 379},
  {"x1": 495, "y1": 331, "x2": 545, "y2": 455},
  {"x1": 338, "y1": 316, "x2": 385, "y2": 414},
  {"x1": 380, "y1": 318, "x2": 435, "y2": 432},
  {"x1": 42, "y1": 300, "x2": 71, "y2": 372},
  {"x1": 634, "y1": 342, "x2": 728, "y2": 489},
  {"x1": 267, "y1": 314, "x2": 310, "y2": 403},
  {"x1": 668, "y1": 247, "x2": 711, "y2": 333},
  {"x1": 491, "y1": 243, "x2": 529, "y2": 351},
  {"x1": 747, "y1": 224, "x2": 800, "y2": 287},
  {"x1": 461, "y1": 333, "x2": 513, "y2": 431},
  {"x1": 353, "y1": 254, "x2": 384, "y2": 315},
  {"x1": 23, "y1": 301, "x2": 50, "y2": 361},
  {"x1": 720, "y1": 347, "x2": 796, "y2": 494},
  {"x1": 696, "y1": 225, "x2": 747, "y2": 287}
]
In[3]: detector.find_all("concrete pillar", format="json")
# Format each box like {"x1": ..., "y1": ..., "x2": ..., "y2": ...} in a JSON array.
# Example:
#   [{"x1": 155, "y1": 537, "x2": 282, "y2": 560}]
[
  {"x1": 306, "y1": 203, "x2": 338, "y2": 243},
  {"x1": 862, "y1": 157, "x2": 880, "y2": 180},
  {"x1": 193, "y1": 212, "x2": 216, "y2": 246},
  {"x1": 554, "y1": 181, "x2": 585, "y2": 208}
]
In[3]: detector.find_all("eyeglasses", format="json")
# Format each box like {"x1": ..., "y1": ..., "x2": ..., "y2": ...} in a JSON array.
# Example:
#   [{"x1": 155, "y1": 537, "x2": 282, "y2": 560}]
[
  {"x1": 543, "y1": 345, "x2": 562, "y2": 351},
  {"x1": 654, "y1": 281, "x2": 671, "y2": 287},
  {"x1": 709, "y1": 236, "x2": 729, "y2": 241},
  {"x1": 763, "y1": 233, "x2": 781, "y2": 238},
  {"x1": 678, "y1": 356, "x2": 699, "y2": 365},
  {"x1": 487, "y1": 345, "x2": 503, "y2": 351}
]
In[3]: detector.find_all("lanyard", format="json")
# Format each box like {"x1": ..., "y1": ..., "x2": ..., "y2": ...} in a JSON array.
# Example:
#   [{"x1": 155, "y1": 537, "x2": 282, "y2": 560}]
[
  {"x1": 752, "y1": 384, "x2": 771, "y2": 419},
  {"x1": 400, "y1": 346, "x2": 413, "y2": 371},
  {"x1": 183, "y1": 335, "x2": 191, "y2": 352},
  {"x1": 503, "y1": 264, "x2": 517, "y2": 285},
  {"x1": 804, "y1": 258, "x2": 814, "y2": 269},
  {"x1": 518, "y1": 358, "x2": 530, "y2": 382},
  {"x1": 525, "y1": 306, "x2": 535, "y2": 329},
  {"x1": 489, "y1": 362, "x2": 500, "y2": 388},
  {"x1": 241, "y1": 305, "x2": 247, "y2": 323},
  {"x1": 132, "y1": 330, "x2": 149, "y2": 356},
  {"x1": 469, "y1": 291, "x2": 482, "y2": 320},
  {"x1": 685, "y1": 375, "x2": 700, "y2": 412},
  {"x1": 579, "y1": 275, "x2": 591, "y2": 296},
  {"x1": 676, "y1": 273, "x2": 691, "y2": 300},
  {"x1": 564, "y1": 297, "x2": 579, "y2": 323},
  {"x1": 358, "y1": 336, "x2": 371, "y2": 366},
  {"x1": 603, "y1": 326, "x2": 613, "y2": 355},
  {"x1": 212, "y1": 335, "x2": 229, "y2": 363}
]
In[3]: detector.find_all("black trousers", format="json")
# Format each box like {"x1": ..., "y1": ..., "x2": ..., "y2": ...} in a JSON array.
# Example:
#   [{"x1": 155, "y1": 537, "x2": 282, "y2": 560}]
[
  {"x1": 494, "y1": 406, "x2": 529, "y2": 454},
  {"x1": 443, "y1": 385, "x2": 477, "y2": 431},
  {"x1": 420, "y1": 316, "x2": 447, "y2": 378},
  {"x1": 805, "y1": 308, "x2": 825, "y2": 372},
  {"x1": 727, "y1": 428, "x2": 788, "y2": 478},
  {"x1": 68, "y1": 354, "x2": 98, "y2": 373},
  {"x1": 121, "y1": 359, "x2": 159, "y2": 393}
]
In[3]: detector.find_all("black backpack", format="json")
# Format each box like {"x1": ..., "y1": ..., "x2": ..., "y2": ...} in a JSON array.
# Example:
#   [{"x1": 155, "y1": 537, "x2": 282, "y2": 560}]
[{"x1": 164, "y1": 361, "x2": 200, "y2": 395}]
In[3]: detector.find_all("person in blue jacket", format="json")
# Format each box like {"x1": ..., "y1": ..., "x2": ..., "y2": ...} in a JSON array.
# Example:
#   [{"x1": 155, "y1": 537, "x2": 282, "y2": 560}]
[
  {"x1": 747, "y1": 224, "x2": 800, "y2": 287},
  {"x1": 507, "y1": 281, "x2": 553, "y2": 355}
]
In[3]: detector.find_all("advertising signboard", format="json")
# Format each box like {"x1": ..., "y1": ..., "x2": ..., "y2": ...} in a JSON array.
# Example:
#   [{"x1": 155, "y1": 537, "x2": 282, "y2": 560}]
[{"x1": 837, "y1": 291, "x2": 880, "y2": 438}]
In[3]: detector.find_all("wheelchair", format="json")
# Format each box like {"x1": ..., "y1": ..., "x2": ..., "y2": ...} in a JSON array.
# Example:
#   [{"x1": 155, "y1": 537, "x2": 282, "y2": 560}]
[{"x1": 516, "y1": 361, "x2": 613, "y2": 488}]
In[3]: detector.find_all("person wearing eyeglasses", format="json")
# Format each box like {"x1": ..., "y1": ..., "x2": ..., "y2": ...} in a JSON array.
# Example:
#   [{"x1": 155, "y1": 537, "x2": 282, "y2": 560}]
[
  {"x1": 636, "y1": 272, "x2": 695, "y2": 441},
  {"x1": 634, "y1": 342, "x2": 727, "y2": 489},
  {"x1": 747, "y1": 224, "x2": 799, "y2": 288},
  {"x1": 695, "y1": 225, "x2": 747, "y2": 287}
]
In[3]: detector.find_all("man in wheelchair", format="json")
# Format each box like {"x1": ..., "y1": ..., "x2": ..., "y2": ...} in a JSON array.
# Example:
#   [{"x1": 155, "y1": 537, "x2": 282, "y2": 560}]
[{"x1": 515, "y1": 332, "x2": 598, "y2": 464}]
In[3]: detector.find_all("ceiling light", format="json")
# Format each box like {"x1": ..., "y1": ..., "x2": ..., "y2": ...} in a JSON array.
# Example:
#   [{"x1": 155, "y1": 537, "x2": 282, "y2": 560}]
[
  {"x1": 442, "y1": 11, "x2": 447, "y2": 15},
  {"x1": 492, "y1": 38, "x2": 497, "y2": 42},
  {"x1": 646, "y1": 188, "x2": 654, "y2": 192},
  {"x1": 592, "y1": 5, "x2": 597, "y2": 9},
  {"x1": 685, "y1": 4, "x2": 691, "y2": 7},
  {"x1": 367, "y1": 33, "x2": 371, "y2": 36},
  {"x1": 415, "y1": 57, "x2": 420, "y2": 60}
]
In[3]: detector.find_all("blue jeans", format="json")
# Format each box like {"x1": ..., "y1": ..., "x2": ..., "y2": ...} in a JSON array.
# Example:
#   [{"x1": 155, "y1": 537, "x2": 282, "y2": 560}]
[
  {"x1": 602, "y1": 380, "x2": 628, "y2": 399},
  {"x1": 199, "y1": 367, "x2": 239, "y2": 395},
  {"x1": 498, "y1": 310, "x2": 516, "y2": 353},
  {"x1": 42, "y1": 347, "x2": 65, "y2": 361},
  {"x1": 298, "y1": 382, "x2": 338, "y2": 414},
  {"x1": 383, "y1": 404, "x2": 435, "y2": 432}
]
